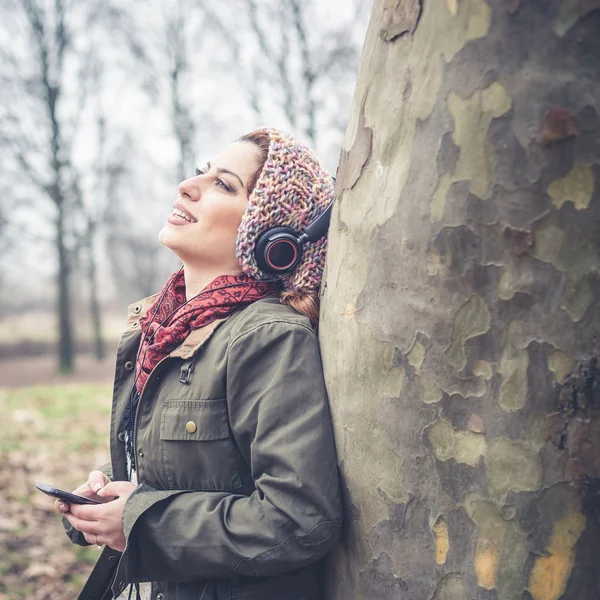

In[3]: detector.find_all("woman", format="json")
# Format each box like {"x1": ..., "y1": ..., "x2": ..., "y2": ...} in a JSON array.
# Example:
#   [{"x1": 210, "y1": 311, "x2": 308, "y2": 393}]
[{"x1": 55, "y1": 128, "x2": 342, "y2": 600}]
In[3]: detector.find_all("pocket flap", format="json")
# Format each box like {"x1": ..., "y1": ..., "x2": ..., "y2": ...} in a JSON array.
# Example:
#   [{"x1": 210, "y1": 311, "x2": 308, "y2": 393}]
[{"x1": 160, "y1": 399, "x2": 229, "y2": 441}]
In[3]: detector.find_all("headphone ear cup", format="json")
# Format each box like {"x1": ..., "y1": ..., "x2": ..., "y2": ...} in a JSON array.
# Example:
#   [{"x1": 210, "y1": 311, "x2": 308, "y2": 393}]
[{"x1": 255, "y1": 226, "x2": 303, "y2": 275}]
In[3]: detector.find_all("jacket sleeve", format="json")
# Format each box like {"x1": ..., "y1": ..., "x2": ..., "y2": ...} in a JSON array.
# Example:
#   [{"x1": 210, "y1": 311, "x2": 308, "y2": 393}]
[
  {"x1": 117, "y1": 320, "x2": 342, "y2": 583},
  {"x1": 62, "y1": 462, "x2": 114, "y2": 546}
]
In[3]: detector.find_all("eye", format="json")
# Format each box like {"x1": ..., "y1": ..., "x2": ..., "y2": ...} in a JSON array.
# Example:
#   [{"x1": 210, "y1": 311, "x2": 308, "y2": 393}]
[
  {"x1": 216, "y1": 179, "x2": 233, "y2": 192},
  {"x1": 195, "y1": 167, "x2": 234, "y2": 193}
]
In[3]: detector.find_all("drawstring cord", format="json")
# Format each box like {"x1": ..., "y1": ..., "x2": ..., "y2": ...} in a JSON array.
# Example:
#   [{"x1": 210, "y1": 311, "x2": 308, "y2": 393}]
[{"x1": 126, "y1": 582, "x2": 140, "y2": 600}]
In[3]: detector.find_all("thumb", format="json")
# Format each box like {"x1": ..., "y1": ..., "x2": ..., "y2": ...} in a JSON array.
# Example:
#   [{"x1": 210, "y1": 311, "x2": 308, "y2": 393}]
[
  {"x1": 88, "y1": 470, "x2": 110, "y2": 493},
  {"x1": 97, "y1": 481, "x2": 133, "y2": 498}
]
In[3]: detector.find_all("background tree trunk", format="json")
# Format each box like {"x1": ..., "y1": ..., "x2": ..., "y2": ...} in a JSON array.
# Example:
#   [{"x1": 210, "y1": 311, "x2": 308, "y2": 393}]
[
  {"x1": 87, "y1": 222, "x2": 105, "y2": 362},
  {"x1": 321, "y1": 1, "x2": 600, "y2": 599},
  {"x1": 56, "y1": 207, "x2": 74, "y2": 374}
]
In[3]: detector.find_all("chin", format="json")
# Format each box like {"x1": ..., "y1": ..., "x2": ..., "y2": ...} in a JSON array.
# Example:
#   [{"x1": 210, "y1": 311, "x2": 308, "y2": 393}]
[
  {"x1": 158, "y1": 225, "x2": 168, "y2": 246},
  {"x1": 159, "y1": 224, "x2": 179, "y2": 250}
]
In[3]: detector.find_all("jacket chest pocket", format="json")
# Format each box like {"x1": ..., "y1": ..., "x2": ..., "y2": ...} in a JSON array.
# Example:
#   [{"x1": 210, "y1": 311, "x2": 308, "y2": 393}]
[{"x1": 160, "y1": 399, "x2": 242, "y2": 491}]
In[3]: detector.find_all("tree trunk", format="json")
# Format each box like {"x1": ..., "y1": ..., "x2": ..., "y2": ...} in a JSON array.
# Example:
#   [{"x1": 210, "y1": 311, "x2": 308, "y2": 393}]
[
  {"x1": 57, "y1": 207, "x2": 74, "y2": 374},
  {"x1": 87, "y1": 224, "x2": 106, "y2": 361},
  {"x1": 321, "y1": 2, "x2": 600, "y2": 599}
]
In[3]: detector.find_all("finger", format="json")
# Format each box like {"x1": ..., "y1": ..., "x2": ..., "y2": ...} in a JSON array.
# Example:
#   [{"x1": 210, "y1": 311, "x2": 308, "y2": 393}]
[
  {"x1": 64, "y1": 512, "x2": 100, "y2": 535},
  {"x1": 72, "y1": 482, "x2": 93, "y2": 496},
  {"x1": 69, "y1": 503, "x2": 101, "y2": 520},
  {"x1": 83, "y1": 532, "x2": 103, "y2": 546},
  {"x1": 97, "y1": 481, "x2": 133, "y2": 498},
  {"x1": 88, "y1": 470, "x2": 110, "y2": 493},
  {"x1": 54, "y1": 498, "x2": 68, "y2": 513}
]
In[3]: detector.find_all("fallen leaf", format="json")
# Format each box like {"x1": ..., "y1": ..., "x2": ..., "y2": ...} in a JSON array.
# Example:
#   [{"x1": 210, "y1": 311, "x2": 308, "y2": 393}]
[
  {"x1": 23, "y1": 562, "x2": 58, "y2": 579},
  {"x1": 0, "y1": 516, "x2": 19, "y2": 532}
]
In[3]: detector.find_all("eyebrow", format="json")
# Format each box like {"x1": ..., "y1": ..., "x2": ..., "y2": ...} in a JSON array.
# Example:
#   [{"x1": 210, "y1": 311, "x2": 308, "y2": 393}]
[{"x1": 207, "y1": 162, "x2": 244, "y2": 189}]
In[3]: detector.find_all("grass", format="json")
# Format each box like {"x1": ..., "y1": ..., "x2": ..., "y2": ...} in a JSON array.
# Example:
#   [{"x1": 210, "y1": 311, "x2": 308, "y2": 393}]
[{"x1": 0, "y1": 383, "x2": 112, "y2": 600}]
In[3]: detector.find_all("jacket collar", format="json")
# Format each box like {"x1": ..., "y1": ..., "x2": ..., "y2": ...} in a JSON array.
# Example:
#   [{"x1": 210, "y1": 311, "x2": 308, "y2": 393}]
[
  {"x1": 125, "y1": 294, "x2": 230, "y2": 360},
  {"x1": 126, "y1": 293, "x2": 160, "y2": 328},
  {"x1": 168, "y1": 318, "x2": 228, "y2": 359}
]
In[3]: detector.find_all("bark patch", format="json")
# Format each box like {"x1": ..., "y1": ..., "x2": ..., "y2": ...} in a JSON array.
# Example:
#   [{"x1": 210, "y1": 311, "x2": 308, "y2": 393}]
[
  {"x1": 486, "y1": 439, "x2": 542, "y2": 503},
  {"x1": 539, "y1": 107, "x2": 578, "y2": 145},
  {"x1": 547, "y1": 164, "x2": 594, "y2": 211},
  {"x1": 555, "y1": 0, "x2": 600, "y2": 36},
  {"x1": 359, "y1": 552, "x2": 409, "y2": 598},
  {"x1": 380, "y1": 0, "x2": 422, "y2": 41},
  {"x1": 445, "y1": 295, "x2": 491, "y2": 372},
  {"x1": 528, "y1": 512, "x2": 586, "y2": 600},
  {"x1": 336, "y1": 108, "x2": 373, "y2": 192},
  {"x1": 431, "y1": 573, "x2": 467, "y2": 599},
  {"x1": 433, "y1": 516, "x2": 450, "y2": 565}
]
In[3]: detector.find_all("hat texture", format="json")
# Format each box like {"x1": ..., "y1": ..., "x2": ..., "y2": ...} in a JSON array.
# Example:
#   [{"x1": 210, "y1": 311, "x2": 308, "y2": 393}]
[{"x1": 236, "y1": 128, "x2": 334, "y2": 292}]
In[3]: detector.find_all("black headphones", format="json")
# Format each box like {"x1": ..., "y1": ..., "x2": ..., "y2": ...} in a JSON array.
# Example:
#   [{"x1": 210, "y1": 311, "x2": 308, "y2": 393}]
[{"x1": 254, "y1": 201, "x2": 334, "y2": 275}]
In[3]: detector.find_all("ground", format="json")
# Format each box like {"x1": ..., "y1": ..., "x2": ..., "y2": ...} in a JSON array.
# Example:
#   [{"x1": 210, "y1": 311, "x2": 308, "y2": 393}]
[
  {"x1": 0, "y1": 353, "x2": 116, "y2": 389},
  {"x1": 0, "y1": 354, "x2": 115, "y2": 600}
]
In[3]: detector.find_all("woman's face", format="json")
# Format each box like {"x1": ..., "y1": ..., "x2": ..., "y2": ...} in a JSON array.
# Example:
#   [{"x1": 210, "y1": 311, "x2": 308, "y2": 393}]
[{"x1": 159, "y1": 141, "x2": 262, "y2": 271}]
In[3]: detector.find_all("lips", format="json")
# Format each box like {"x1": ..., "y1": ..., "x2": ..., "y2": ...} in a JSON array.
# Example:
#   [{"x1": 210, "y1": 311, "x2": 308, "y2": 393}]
[{"x1": 171, "y1": 201, "x2": 197, "y2": 223}]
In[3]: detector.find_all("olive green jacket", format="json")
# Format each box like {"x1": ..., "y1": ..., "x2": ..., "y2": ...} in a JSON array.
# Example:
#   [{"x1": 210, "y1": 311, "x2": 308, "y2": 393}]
[{"x1": 65, "y1": 295, "x2": 342, "y2": 600}]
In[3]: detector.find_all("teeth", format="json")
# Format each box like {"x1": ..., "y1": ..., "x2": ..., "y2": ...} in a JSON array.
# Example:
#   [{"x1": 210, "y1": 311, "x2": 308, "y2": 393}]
[{"x1": 173, "y1": 208, "x2": 194, "y2": 222}]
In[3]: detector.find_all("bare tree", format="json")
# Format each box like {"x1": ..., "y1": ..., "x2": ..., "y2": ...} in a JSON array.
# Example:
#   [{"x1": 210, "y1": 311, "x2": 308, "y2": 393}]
[
  {"x1": 70, "y1": 106, "x2": 129, "y2": 361},
  {"x1": 0, "y1": 0, "x2": 147, "y2": 372},
  {"x1": 134, "y1": 0, "x2": 210, "y2": 183},
  {"x1": 227, "y1": 0, "x2": 368, "y2": 156},
  {"x1": 0, "y1": 0, "x2": 77, "y2": 373},
  {"x1": 164, "y1": 1, "x2": 197, "y2": 182},
  {"x1": 0, "y1": 189, "x2": 11, "y2": 292}
]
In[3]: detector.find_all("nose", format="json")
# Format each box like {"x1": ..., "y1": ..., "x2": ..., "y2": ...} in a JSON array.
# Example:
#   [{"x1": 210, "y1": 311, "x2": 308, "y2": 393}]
[{"x1": 178, "y1": 175, "x2": 201, "y2": 202}]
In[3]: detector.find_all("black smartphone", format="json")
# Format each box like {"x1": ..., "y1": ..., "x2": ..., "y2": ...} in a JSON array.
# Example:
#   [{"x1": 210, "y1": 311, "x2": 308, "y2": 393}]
[{"x1": 36, "y1": 482, "x2": 102, "y2": 505}]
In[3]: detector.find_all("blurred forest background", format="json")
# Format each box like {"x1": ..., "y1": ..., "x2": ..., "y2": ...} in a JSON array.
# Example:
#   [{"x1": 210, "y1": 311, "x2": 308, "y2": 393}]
[{"x1": 0, "y1": 0, "x2": 370, "y2": 597}]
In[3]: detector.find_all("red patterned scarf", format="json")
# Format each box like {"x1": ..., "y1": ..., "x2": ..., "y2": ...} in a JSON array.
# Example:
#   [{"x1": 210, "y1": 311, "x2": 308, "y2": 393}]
[{"x1": 135, "y1": 270, "x2": 278, "y2": 392}]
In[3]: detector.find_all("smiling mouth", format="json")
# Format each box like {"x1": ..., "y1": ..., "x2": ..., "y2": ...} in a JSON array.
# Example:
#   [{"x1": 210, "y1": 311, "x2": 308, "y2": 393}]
[{"x1": 171, "y1": 208, "x2": 197, "y2": 223}]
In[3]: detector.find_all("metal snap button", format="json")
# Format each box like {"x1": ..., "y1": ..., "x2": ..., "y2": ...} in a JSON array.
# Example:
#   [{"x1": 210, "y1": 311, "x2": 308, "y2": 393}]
[
  {"x1": 185, "y1": 421, "x2": 197, "y2": 434},
  {"x1": 138, "y1": 449, "x2": 144, "y2": 458},
  {"x1": 118, "y1": 431, "x2": 126, "y2": 442}
]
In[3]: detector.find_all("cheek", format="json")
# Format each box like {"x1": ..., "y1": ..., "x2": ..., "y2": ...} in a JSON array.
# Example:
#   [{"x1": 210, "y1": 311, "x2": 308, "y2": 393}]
[{"x1": 204, "y1": 201, "x2": 246, "y2": 235}]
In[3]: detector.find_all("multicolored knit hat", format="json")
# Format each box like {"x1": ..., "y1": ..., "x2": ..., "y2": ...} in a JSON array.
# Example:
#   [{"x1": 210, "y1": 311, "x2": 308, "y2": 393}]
[{"x1": 236, "y1": 128, "x2": 335, "y2": 292}]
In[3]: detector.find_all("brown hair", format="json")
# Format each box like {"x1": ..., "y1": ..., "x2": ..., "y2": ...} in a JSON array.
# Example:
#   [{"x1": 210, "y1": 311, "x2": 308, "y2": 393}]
[
  {"x1": 239, "y1": 129, "x2": 321, "y2": 330},
  {"x1": 239, "y1": 130, "x2": 270, "y2": 193}
]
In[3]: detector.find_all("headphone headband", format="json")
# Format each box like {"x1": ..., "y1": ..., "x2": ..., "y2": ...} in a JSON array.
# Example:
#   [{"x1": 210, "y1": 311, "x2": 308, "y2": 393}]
[{"x1": 299, "y1": 202, "x2": 333, "y2": 244}]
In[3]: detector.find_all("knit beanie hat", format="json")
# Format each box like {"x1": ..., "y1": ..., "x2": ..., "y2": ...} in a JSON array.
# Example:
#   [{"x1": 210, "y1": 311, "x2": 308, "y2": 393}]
[{"x1": 236, "y1": 128, "x2": 335, "y2": 293}]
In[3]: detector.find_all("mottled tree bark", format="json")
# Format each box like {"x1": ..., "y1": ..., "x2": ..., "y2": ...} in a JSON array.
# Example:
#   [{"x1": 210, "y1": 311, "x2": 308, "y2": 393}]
[{"x1": 321, "y1": 1, "x2": 600, "y2": 599}]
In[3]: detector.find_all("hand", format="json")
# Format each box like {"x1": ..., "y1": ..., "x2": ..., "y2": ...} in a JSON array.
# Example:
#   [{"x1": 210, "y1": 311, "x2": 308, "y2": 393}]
[
  {"x1": 63, "y1": 481, "x2": 137, "y2": 552},
  {"x1": 54, "y1": 470, "x2": 112, "y2": 515}
]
